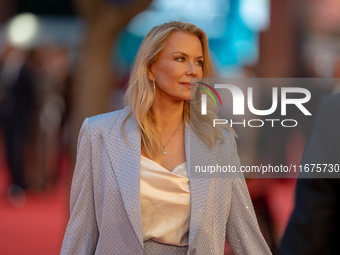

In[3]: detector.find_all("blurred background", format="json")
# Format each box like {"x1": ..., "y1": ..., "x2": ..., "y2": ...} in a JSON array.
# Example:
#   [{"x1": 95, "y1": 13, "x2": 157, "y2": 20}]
[{"x1": 0, "y1": 0, "x2": 340, "y2": 254}]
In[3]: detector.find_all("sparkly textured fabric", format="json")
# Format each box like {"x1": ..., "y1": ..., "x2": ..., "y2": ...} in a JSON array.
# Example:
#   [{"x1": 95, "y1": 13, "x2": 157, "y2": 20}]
[
  {"x1": 140, "y1": 156, "x2": 190, "y2": 246},
  {"x1": 60, "y1": 105, "x2": 272, "y2": 255},
  {"x1": 143, "y1": 240, "x2": 188, "y2": 254}
]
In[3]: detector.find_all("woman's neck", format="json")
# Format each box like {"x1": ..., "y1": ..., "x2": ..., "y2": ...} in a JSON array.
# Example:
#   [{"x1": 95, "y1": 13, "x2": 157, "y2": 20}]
[{"x1": 151, "y1": 98, "x2": 184, "y2": 133}]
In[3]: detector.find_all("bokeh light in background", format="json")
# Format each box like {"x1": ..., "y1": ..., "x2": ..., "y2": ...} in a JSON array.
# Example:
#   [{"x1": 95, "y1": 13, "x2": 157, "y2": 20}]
[
  {"x1": 239, "y1": 0, "x2": 270, "y2": 32},
  {"x1": 6, "y1": 13, "x2": 40, "y2": 50},
  {"x1": 116, "y1": 0, "x2": 271, "y2": 75},
  {"x1": 0, "y1": 0, "x2": 271, "y2": 76}
]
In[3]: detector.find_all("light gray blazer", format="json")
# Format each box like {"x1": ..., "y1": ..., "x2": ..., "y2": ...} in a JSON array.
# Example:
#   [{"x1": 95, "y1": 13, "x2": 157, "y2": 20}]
[{"x1": 60, "y1": 106, "x2": 271, "y2": 255}]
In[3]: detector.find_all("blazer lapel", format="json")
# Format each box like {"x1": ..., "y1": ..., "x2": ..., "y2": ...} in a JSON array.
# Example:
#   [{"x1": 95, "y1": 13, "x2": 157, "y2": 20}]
[
  {"x1": 103, "y1": 107, "x2": 217, "y2": 248},
  {"x1": 185, "y1": 121, "x2": 218, "y2": 246},
  {"x1": 103, "y1": 107, "x2": 144, "y2": 247}
]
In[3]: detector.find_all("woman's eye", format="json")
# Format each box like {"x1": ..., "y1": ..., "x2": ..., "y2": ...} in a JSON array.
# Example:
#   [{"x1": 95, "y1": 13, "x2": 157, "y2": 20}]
[
  {"x1": 196, "y1": 60, "x2": 204, "y2": 66},
  {"x1": 175, "y1": 57, "x2": 185, "y2": 62}
]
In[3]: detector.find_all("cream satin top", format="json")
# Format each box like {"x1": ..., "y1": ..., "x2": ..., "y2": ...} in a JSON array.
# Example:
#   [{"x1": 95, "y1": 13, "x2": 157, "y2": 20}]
[{"x1": 140, "y1": 156, "x2": 190, "y2": 247}]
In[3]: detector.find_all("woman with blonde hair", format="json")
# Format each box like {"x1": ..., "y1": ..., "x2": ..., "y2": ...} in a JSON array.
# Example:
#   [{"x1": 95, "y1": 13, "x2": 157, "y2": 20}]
[{"x1": 61, "y1": 21, "x2": 271, "y2": 255}]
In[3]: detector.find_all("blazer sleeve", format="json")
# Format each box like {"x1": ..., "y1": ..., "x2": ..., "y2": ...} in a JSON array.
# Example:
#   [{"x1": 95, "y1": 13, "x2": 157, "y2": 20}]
[
  {"x1": 225, "y1": 134, "x2": 272, "y2": 255},
  {"x1": 60, "y1": 118, "x2": 99, "y2": 255}
]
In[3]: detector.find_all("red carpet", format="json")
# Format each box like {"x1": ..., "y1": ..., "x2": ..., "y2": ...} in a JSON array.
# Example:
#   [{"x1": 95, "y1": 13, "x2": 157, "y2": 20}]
[{"x1": 0, "y1": 146, "x2": 69, "y2": 255}]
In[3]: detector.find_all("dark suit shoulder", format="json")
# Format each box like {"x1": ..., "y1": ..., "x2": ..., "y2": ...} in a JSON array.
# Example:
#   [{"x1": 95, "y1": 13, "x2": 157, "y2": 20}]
[{"x1": 328, "y1": 92, "x2": 340, "y2": 110}]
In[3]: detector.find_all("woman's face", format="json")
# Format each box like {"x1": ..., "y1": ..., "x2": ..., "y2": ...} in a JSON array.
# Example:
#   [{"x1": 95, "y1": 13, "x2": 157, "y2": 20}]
[{"x1": 149, "y1": 31, "x2": 204, "y2": 102}]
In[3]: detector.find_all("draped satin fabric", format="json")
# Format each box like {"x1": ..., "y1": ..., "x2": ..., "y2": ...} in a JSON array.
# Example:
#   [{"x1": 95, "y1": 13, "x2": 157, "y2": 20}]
[{"x1": 140, "y1": 156, "x2": 190, "y2": 247}]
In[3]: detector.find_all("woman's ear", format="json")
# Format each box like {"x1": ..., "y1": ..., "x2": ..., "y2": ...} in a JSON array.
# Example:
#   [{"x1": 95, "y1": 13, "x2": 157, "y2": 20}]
[{"x1": 148, "y1": 70, "x2": 155, "y2": 81}]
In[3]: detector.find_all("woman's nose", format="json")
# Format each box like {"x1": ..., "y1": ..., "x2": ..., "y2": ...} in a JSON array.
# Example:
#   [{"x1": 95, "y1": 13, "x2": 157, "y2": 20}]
[{"x1": 186, "y1": 63, "x2": 198, "y2": 77}]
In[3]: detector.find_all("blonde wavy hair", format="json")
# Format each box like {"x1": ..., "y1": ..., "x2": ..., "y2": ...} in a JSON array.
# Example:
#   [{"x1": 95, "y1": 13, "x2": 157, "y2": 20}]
[{"x1": 123, "y1": 21, "x2": 235, "y2": 159}]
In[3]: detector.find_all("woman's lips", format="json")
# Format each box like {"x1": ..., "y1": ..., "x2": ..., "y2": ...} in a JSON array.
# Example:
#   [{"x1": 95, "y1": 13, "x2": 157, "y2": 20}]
[{"x1": 179, "y1": 82, "x2": 196, "y2": 89}]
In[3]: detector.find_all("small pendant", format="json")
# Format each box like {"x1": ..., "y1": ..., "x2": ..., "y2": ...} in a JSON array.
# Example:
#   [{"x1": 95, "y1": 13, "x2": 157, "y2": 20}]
[{"x1": 162, "y1": 146, "x2": 167, "y2": 155}]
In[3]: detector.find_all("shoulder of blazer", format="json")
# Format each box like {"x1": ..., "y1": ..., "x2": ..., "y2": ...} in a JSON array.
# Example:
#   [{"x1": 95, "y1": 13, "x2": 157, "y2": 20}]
[
  {"x1": 220, "y1": 126, "x2": 237, "y2": 150},
  {"x1": 86, "y1": 106, "x2": 131, "y2": 136}
]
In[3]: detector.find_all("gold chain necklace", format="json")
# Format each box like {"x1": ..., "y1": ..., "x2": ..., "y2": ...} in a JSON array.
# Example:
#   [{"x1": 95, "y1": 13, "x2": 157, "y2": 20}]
[{"x1": 162, "y1": 119, "x2": 183, "y2": 155}]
